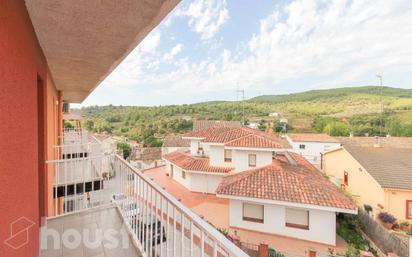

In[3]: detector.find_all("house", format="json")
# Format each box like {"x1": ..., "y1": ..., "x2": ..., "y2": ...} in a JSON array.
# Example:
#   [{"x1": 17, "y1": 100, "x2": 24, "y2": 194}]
[
  {"x1": 161, "y1": 134, "x2": 190, "y2": 155},
  {"x1": 193, "y1": 120, "x2": 242, "y2": 131},
  {"x1": 163, "y1": 127, "x2": 291, "y2": 193},
  {"x1": 323, "y1": 142, "x2": 412, "y2": 222},
  {"x1": 163, "y1": 127, "x2": 357, "y2": 245},
  {"x1": 286, "y1": 133, "x2": 341, "y2": 165},
  {"x1": 216, "y1": 152, "x2": 357, "y2": 246},
  {"x1": 269, "y1": 112, "x2": 280, "y2": 117},
  {"x1": 93, "y1": 133, "x2": 117, "y2": 154}
]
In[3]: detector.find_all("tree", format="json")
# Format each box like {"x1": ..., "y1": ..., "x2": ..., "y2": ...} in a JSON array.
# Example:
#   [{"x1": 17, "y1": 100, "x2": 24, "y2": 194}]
[
  {"x1": 63, "y1": 121, "x2": 74, "y2": 129},
  {"x1": 323, "y1": 122, "x2": 350, "y2": 136},
  {"x1": 117, "y1": 142, "x2": 132, "y2": 159},
  {"x1": 84, "y1": 119, "x2": 94, "y2": 131}
]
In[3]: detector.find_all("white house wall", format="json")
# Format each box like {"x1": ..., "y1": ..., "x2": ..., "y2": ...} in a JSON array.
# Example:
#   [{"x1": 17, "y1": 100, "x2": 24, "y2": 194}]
[
  {"x1": 229, "y1": 200, "x2": 337, "y2": 245},
  {"x1": 209, "y1": 145, "x2": 273, "y2": 171},
  {"x1": 232, "y1": 150, "x2": 272, "y2": 172},
  {"x1": 289, "y1": 141, "x2": 341, "y2": 164},
  {"x1": 166, "y1": 161, "x2": 223, "y2": 194},
  {"x1": 190, "y1": 139, "x2": 201, "y2": 156},
  {"x1": 166, "y1": 162, "x2": 191, "y2": 190},
  {"x1": 189, "y1": 173, "x2": 223, "y2": 194}
]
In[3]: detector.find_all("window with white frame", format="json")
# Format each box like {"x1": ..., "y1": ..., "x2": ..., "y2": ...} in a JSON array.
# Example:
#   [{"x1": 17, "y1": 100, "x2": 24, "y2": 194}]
[
  {"x1": 224, "y1": 149, "x2": 232, "y2": 162},
  {"x1": 285, "y1": 208, "x2": 309, "y2": 230},
  {"x1": 248, "y1": 154, "x2": 256, "y2": 167},
  {"x1": 243, "y1": 203, "x2": 264, "y2": 223}
]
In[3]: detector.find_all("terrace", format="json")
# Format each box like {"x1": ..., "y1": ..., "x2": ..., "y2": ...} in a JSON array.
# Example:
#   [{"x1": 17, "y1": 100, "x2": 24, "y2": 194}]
[{"x1": 41, "y1": 130, "x2": 248, "y2": 257}]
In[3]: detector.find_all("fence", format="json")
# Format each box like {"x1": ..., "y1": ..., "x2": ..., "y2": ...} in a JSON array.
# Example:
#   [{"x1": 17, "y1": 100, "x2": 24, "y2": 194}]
[
  {"x1": 114, "y1": 155, "x2": 249, "y2": 257},
  {"x1": 358, "y1": 209, "x2": 409, "y2": 257}
]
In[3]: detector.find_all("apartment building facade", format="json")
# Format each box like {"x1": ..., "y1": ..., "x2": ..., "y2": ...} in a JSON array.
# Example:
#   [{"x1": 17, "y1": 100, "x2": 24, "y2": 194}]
[{"x1": 2, "y1": 2, "x2": 249, "y2": 257}]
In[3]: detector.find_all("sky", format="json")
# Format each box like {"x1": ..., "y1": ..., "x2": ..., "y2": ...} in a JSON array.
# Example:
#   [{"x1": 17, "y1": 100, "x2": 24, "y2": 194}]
[{"x1": 79, "y1": 0, "x2": 412, "y2": 107}]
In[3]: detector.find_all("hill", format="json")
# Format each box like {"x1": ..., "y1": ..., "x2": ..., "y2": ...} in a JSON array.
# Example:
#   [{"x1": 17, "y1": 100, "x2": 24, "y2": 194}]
[
  {"x1": 74, "y1": 86, "x2": 412, "y2": 145},
  {"x1": 250, "y1": 86, "x2": 412, "y2": 103}
]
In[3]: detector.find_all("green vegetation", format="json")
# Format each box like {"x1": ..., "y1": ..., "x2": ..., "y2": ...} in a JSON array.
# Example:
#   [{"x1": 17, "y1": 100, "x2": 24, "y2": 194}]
[
  {"x1": 337, "y1": 214, "x2": 378, "y2": 257},
  {"x1": 116, "y1": 142, "x2": 131, "y2": 159},
  {"x1": 76, "y1": 86, "x2": 412, "y2": 143}
]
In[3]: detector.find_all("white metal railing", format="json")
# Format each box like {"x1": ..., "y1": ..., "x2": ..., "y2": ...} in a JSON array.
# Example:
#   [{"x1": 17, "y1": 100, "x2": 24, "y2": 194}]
[
  {"x1": 61, "y1": 128, "x2": 89, "y2": 145},
  {"x1": 47, "y1": 153, "x2": 113, "y2": 216},
  {"x1": 47, "y1": 132, "x2": 111, "y2": 216},
  {"x1": 47, "y1": 129, "x2": 247, "y2": 256},
  {"x1": 114, "y1": 155, "x2": 248, "y2": 257}
]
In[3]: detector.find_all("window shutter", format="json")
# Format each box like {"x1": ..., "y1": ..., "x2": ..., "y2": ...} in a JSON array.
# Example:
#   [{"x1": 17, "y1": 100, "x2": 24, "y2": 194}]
[{"x1": 285, "y1": 208, "x2": 309, "y2": 227}]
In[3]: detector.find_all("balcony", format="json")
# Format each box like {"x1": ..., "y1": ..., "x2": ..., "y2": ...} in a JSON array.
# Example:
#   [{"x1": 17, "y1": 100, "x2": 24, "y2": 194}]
[{"x1": 42, "y1": 132, "x2": 248, "y2": 257}]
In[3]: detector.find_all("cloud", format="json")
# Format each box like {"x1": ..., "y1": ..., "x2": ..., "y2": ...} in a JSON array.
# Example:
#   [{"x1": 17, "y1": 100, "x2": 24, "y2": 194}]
[
  {"x1": 177, "y1": 0, "x2": 229, "y2": 40},
  {"x1": 163, "y1": 0, "x2": 412, "y2": 94},
  {"x1": 84, "y1": 0, "x2": 412, "y2": 106},
  {"x1": 163, "y1": 43, "x2": 183, "y2": 61},
  {"x1": 139, "y1": 30, "x2": 161, "y2": 53}
]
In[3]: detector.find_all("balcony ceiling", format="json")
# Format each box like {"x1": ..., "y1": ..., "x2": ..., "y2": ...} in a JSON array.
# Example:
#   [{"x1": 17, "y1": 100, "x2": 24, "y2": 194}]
[{"x1": 25, "y1": 0, "x2": 179, "y2": 103}]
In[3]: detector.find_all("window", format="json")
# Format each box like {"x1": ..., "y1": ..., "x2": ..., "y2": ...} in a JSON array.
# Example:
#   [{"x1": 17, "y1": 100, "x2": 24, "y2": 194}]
[
  {"x1": 299, "y1": 144, "x2": 306, "y2": 149},
  {"x1": 182, "y1": 170, "x2": 186, "y2": 179},
  {"x1": 197, "y1": 142, "x2": 203, "y2": 151},
  {"x1": 344, "y1": 171, "x2": 348, "y2": 186},
  {"x1": 407, "y1": 200, "x2": 412, "y2": 219},
  {"x1": 170, "y1": 165, "x2": 174, "y2": 178},
  {"x1": 243, "y1": 203, "x2": 264, "y2": 223},
  {"x1": 224, "y1": 149, "x2": 232, "y2": 162},
  {"x1": 285, "y1": 208, "x2": 309, "y2": 230},
  {"x1": 248, "y1": 154, "x2": 256, "y2": 167}
]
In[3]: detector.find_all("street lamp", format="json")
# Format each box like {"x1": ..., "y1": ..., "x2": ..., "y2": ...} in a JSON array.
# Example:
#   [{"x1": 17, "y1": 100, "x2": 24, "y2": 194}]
[{"x1": 376, "y1": 74, "x2": 383, "y2": 137}]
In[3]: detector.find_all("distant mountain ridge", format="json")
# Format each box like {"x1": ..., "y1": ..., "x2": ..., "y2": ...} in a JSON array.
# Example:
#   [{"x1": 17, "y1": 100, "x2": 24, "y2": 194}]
[{"x1": 250, "y1": 86, "x2": 412, "y2": 103}]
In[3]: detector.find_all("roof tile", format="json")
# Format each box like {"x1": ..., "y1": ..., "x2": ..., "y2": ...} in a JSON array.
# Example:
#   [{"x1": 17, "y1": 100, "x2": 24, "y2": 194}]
[
  {"x1": 216, "y1": 153, "x2": 356, "y2": 211},
  {"x1": 163, "y1": 151, "x2": 233, "y2": 173}
]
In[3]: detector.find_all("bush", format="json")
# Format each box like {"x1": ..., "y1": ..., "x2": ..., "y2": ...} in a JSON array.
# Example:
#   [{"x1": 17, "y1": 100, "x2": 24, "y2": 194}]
[
  {"x1": 117, "y1": 142, "x2": 132, "y2": 159},
  {"x1": 323, "y1": 121, "x2": 350, "y2": 136},
  {"x1": 378, "y1": 212, "x2": 397, "y2": 224},
  {"x1": 407, "y1": 230, "x2": 412, "y2": 236},
  {"x1": 400, "y1": 221, "x2": 410, "y2": 227},
  {"x1": 337, "y1": 214, "x2": 379, "y2": 257}
]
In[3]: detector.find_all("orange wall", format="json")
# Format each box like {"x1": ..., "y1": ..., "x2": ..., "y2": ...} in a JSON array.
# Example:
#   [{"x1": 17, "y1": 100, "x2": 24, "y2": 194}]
[
  {"x1": 324, "y1": 149, "x2": 384, "y2": 214},
  {"x1": 0, "y1": 1, "x2": 59, "y2": 256},
  {"x1": 46, "y1": 75, "x2": 60, "y2": 216}
]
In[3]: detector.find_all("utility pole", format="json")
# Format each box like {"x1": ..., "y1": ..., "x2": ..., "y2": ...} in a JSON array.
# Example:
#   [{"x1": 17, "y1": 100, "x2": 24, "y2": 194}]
[
  {"x1": 236, "y1": 88, "x2": 245, "y2": 125},
  {"x1": 376, "y1": 74, "x2": 383, "y2": 137}
]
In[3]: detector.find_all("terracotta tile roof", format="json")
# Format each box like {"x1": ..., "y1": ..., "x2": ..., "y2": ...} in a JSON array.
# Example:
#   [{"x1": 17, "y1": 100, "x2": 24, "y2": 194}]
[
  {"x1": 216, "y1": 152, "x2": 356, "y2": 211},
  {"x1": 163, "y1": 151, "x2": 233, "y2": 174},
  {"x1": 193, "y1": 120, "x2": 242, "y2": 131},
  {"x1": 226, "y1": 134, "x2": 289, "y2": 148},
  {"x1": 183, "y1": 127, "x2": 291, "y2": 149},
  {"x1": 63, "y1": 112, "x2": 82, "y2": 121},
  {"x1": 343, "y1": 145, "x2": 412, "y2": 190},
  {"x1": 337, "y1": 136, "x2": 412, "y2": 149},
  {"x1": 162, "y1": 135, "x2": 190, "y2": 147},
  {"x1": 139, "y1": 147, "x2": 162, "y2": 161},
  {"x1": 288, "y1": 133, "x2": 340, "y2": 143}
]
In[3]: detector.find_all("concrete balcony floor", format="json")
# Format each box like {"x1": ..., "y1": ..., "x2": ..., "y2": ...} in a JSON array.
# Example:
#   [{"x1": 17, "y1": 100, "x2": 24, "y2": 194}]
[{"x1": 40, "y1": 206, "x2": 142, "y2": 257}]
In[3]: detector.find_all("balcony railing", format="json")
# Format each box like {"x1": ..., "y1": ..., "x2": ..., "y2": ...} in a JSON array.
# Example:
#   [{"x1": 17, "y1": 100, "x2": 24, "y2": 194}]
[
  {"x1": 46, "y1": 133, "x2": 248, "y2": 257},
  {"x1": 61, "y1": 128, "x2": 89, "y2": 145}
]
